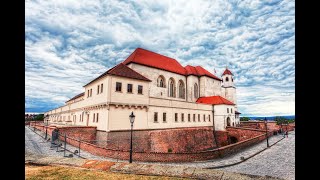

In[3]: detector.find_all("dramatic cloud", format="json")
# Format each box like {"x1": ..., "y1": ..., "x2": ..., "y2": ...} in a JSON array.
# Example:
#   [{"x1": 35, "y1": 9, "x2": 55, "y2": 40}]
[{"x1": 25, "y1": 0, "x2": 295, "y2": 116}]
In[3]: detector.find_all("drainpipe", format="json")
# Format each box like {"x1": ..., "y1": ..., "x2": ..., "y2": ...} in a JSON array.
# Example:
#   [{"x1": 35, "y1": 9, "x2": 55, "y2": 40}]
[
  {"x1": 186, "y1": 76, "x2": 188, "y2": 102},
  {"x1": 212, "y1": 106, "x2": 219, "y2": 148}
]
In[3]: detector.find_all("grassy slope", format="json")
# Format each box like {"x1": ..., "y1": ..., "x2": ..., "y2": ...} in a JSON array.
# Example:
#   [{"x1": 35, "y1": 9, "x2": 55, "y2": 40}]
[{"x1": 25, "y1": 164, "x2": 188, "y2": 180}]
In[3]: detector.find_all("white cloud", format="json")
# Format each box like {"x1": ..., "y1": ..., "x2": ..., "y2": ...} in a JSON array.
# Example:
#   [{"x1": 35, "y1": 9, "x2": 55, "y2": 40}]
[{"x1": 25, "y1": 0, "x2": 295, "y2": 116}]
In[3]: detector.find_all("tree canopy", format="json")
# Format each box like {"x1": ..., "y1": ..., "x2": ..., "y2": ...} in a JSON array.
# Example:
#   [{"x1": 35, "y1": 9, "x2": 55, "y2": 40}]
[{"x1": 240, "y1": 117, "x2": 250, "y2": 121}]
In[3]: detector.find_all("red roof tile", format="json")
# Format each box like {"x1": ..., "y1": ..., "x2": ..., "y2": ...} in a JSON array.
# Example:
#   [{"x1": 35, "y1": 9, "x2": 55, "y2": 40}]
[
  {"x1": 196, "y1": 96, "x2": 235, "y2": 105},
  {"x1": 66, "y1": 92, "x2": 84, "y2": 103},
  {"x1": 83, "y1": 63, "x2": 151, "y2": 87},
  {"x1": 123, "y1": 48, "x2": 221, "y2": 80},
  {"x1": 123, "y1": 48, "x2": 187, "y2": 75},
  {"x1": 195, "y1": 66, "x2": 221, "y2": 80},
  {"x1": 222, "y1": 68, "x2": 233, "y2": 76}
]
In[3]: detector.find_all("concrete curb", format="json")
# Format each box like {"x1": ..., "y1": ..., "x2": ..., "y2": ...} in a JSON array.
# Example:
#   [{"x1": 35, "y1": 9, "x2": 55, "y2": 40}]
[{"x1": 25, "y1": 153, "x2": 283, "y2": 180}]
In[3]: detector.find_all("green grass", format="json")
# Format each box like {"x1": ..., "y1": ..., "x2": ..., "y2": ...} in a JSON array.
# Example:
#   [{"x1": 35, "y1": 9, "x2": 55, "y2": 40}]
[{"x1": 25, "y1": 164, "x2": 188, "y2": 180}]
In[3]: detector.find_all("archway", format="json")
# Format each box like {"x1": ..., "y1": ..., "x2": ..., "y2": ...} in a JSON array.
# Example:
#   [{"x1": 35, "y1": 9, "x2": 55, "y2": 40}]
[
  {"x1": 229, "y1": 136, "x2": 238, "y2": 144},
  {"x1": 227, "y1": 117, "x2": 231, "y2": 126}
]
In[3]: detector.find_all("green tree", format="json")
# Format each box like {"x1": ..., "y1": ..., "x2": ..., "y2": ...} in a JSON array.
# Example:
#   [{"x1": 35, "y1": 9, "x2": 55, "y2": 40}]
[
  {"x1": 274, "y1": 116, "x2": 288, "y2": 125},
  {"x1": 240, "y1": 117, "x2": 250, "y2": 121},
  {"x1": 34, "y1": 114, "x2": 44, "y2": 121}
]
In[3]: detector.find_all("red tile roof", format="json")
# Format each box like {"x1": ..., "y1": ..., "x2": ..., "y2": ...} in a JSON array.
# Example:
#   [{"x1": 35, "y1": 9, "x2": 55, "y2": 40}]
[
  {"x1": 222, "y1": 68, "x2": 233, "y2": 76},
  {"x1": 83, "y1": 63, "x2": 151, "y2": 87},
  {"x1": 196, "y1": 96, "x2": 235, "y2": 105},
  {"x1": 123, "y1": 48, "x2": 221, "y2": 80},
  {"x1": 123, "y1": 48, "x2": 187, "y2": 75},
  {"x1": 66, "y1": 92, "x2": 84, "y2": 103}
]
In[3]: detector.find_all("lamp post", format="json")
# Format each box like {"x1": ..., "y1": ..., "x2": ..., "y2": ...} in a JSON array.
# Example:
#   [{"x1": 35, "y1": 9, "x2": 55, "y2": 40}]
[
  {"x1": 264, "y1": 117, "x2": 269, "y2": 147},
  {"x1": 129, "y1": 112, "x2": 135, "y2": 163},
  {"x1": 45, "y1": 115, "x2": 49, "y2": 140}
]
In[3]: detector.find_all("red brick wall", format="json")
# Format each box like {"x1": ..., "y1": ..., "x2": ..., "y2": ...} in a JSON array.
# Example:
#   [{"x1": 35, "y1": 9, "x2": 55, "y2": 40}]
[
  {"x1": 104, "y1": 127, "x2": 221, "y2": 153},
  {"x1": 62, "y1": 132, "x2": 268, "y2": 162},
  {"x1": 58, "y1": 126, "x2": 96, "y2": 141},
  {"x1": 30, "y1": 124, "x2": 272, "y2": 162},
  {"x1": 215, "y1": 131, "x2": 229, "y2": 147},
  {"x1": 226, "y1": 127, "x2": 265, "y2": 141}
]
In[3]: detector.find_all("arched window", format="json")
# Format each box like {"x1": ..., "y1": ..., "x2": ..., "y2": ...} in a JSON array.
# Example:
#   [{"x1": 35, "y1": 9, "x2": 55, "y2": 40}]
[
  {"x1": 194, "y1": 83, "x2": 199, "y2": 99},
  {"x1": 168, "y1": 78, "x2": 175, "y2": 97},
  {"x1": 157, "y1": 75, "x2": 165, "y2": 88},
  {"x1": 232, "y1": 78, "x2": 233, "y2": 82},
  {"x1": 227, "y1": 117, "x2": 231, "y2": 126},
  {"x1": 178, "y1": 80, "x2": 185, "y2": 99},
  {"x1": 226, "y1": 77, "x2": 229, "y2": 82}
]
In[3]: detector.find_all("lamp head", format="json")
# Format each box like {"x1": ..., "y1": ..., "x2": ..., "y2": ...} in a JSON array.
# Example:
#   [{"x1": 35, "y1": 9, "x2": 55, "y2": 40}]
[{"x1": 129, "y1": 112, "x2": 135, "y2": 124}]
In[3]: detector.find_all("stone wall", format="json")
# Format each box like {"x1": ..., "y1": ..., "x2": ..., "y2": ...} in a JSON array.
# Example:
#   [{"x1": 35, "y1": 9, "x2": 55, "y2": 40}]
[
  {"x1": 58, "y1": 126, "x2": 96, "y2": 141},
  {"x1": 30, "y1": 123, "x2": 272, "y2": 162},
  {"x1": 62, "y1": 131, "x2": 268, "y2": 162},
  {"x1": 100, "y1": 127, "x2": 221, "y2": 153},
  {"x1": 226, "y1": 127, "x2": 267, "y2": 142}
]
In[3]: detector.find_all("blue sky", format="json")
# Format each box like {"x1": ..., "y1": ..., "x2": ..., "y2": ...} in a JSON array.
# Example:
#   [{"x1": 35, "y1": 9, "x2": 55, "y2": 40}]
[{"x1": 25, "y1": 0, "x2": 295, "y2": 116}]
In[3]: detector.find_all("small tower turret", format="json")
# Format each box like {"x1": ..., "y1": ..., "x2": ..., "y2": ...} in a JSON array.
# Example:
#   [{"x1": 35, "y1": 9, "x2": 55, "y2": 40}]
[
  {"x1": 221, "y1": 68, "x2": 237, "y2": 109},
  {"x1": 222, "y1": 68, "x2": 234, "y2": 88}
]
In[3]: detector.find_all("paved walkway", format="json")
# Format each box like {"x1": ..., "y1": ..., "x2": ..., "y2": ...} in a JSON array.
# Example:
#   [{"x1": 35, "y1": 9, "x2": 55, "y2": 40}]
[
  {"x1": 25, "y1": 152, "x2": 281, "y2": 180},
  {"x1": 25, "y1": 126, "x2": 110, "y2": 161},
  {"x1": 137, "y1": 133, "x2": 285, "y2": 168},
  {"x1": 222, "y1": 131, "x2": 295, "y2": 180}
]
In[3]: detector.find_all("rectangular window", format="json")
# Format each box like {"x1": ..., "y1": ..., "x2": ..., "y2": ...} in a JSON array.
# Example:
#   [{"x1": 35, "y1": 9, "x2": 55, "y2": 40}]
[
  {"x1": 163, "y1": 113, "x2": 166, "y2": 122},
  {"x1": 116, "y1": 82, "x2": 122, "y2": 92},
  {"x1": 80, "y1": 115, "x2": 81, "y2": 122},
  {"x1": 87, "y1": 90, "x2": 89, "y2": 97},
  {"x1": 198, "y1": 114, "x2": 200, "y2": 122},
  {"x1": 231, "y1": 108, "x2": 233, "y2": 113},
  {"x1": 175, "y1": 113, "x2": 178, "y2": 122},
  {"x1": 93, "y1": 113, "x2": 95, "y2": 122},
  {"x1": 193, "y1": 114, "x2": 196, "y2": 122},
  {"x1": 97, "y1": 85, "x2": 100, "y2": 94},
  {"x1": 181, "y1": 113, "x2": 184, "y2": 122},
  {"x1": 203, "y1": 114, "x2": 206, "y2": 122},
  {"x1": 127, "y1": 84, "x2": 133, "y2": 93},
  {"x1": 188, "y1": 114, "x2": 190, "y2": 122},
  {"x1": 100, "y1": 84, "x2": 103, "y2": 93},
  {"x1": 209, "y1": 115, "x2": 211, "y2": 122},
  {"x1": 154, "y1": 112, "x2": 158, "y2": 122},
  {"x1": 227, "y1": 108, "x2": 229, "y2": 113},
  {"x1": 96, "y1": 113, "x2": 99, "y2": 122},
  {"x1": 90, "y1": 89, "x2": 92, "y2": 97},
  {"x1": 138, "y1": 85, "x2": 143, "y2": 94}
]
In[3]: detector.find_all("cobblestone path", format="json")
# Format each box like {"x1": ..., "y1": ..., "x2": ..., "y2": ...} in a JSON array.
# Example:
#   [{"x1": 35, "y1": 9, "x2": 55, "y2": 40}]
[
  {"x1": 222, "y1": 131, "x2": 295, "y2": 180},
  {"x1": 25, "y1": 126, "x2": 114, "y2": 161}
]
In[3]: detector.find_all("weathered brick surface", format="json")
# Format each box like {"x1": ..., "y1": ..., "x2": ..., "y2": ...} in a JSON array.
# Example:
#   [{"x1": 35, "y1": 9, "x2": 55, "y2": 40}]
[
  {"x1": 30, "y1": 124, "x2": 275, "y2": 162},
  {"x1": 100, "y1": 127, "x2": 221, "y2": 153},
  {"x1": 58, "y1": 126, "x2": 96, "y2": 141},
  {"x1": 226, "y1": 127, "x2": 265, "y2": 141}
]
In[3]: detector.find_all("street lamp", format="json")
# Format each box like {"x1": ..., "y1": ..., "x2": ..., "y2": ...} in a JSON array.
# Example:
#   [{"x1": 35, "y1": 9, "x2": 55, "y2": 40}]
[
  {"x1": 264, "y1": 117, "x2": 269, "y2": 147},
  {"x1": 44, "y1": 115, "x2": 49, "y2": 140},
  {"x1": 129, "y1": 111, "x2": 135, "y2": 163}
]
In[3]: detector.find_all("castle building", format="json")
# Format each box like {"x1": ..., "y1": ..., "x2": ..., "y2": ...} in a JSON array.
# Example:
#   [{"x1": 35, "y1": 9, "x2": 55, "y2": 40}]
[{"x1": 45, "y1": 48, "x2": 240, "y2": 134}]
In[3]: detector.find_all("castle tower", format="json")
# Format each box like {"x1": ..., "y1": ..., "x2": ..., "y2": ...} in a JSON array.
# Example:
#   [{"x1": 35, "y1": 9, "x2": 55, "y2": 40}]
[{"x1": 221, "y1": 68, "x2": 237, "y2": 109}]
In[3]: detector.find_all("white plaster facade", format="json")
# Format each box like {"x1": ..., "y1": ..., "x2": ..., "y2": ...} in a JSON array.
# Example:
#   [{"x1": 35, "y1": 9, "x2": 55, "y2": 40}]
[{"x1": 45, "y1": 49, "x2": 240, "y2": 132}]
